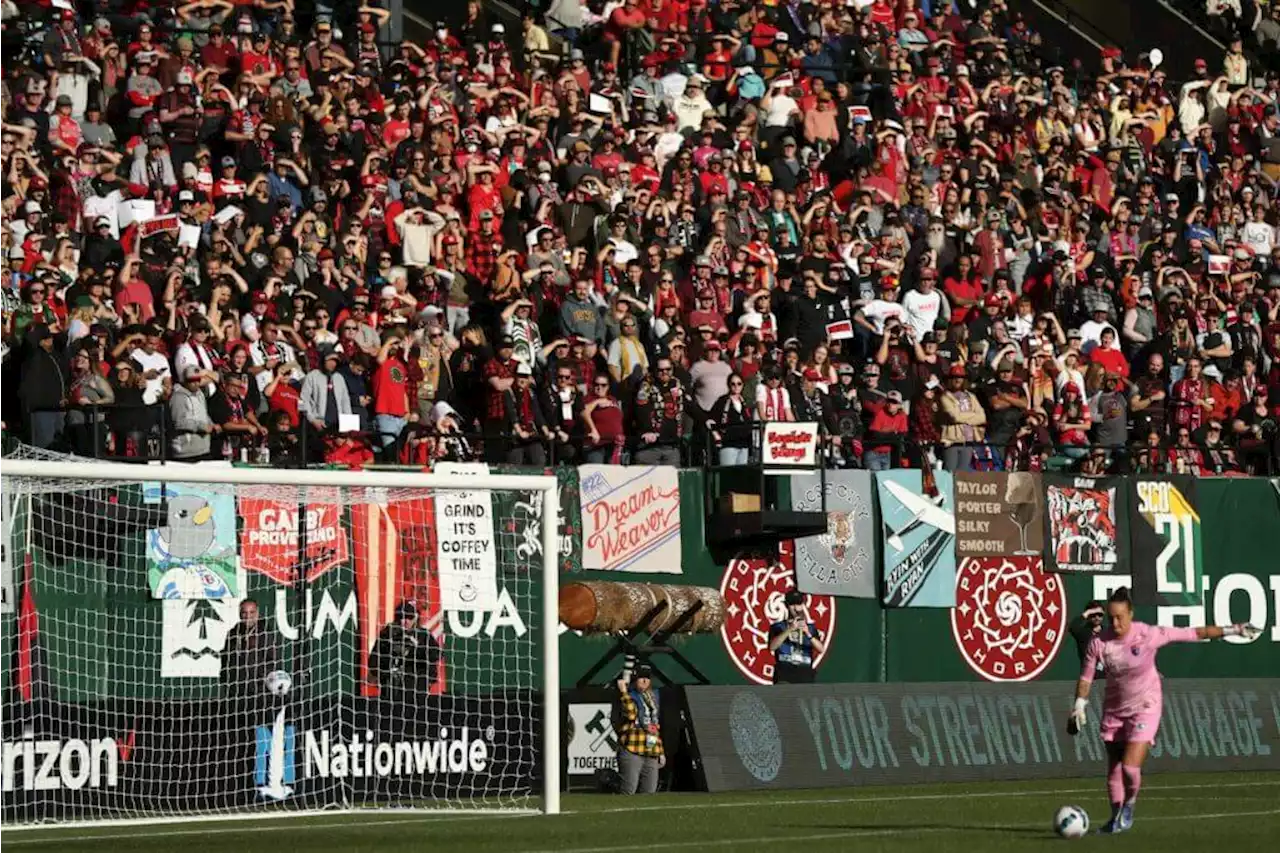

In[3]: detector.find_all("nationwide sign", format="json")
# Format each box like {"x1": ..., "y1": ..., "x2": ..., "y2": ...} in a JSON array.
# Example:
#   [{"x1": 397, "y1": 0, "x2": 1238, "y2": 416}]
[
  {"x1": 303, "y1": 728, "x2": 490, "y2": 778},
  {"x1": 684, "y1": 679, "x2": 1280, "y2": 791}
]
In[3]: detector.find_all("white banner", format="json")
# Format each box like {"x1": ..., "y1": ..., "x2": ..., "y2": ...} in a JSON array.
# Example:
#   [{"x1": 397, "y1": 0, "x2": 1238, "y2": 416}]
[
  {"x1": 579, "y1": 465, "x2": 682, "y2": 573},
  {"x1": 567, "y1": 703, "x2": 619, "y2": 776},
  {"x1": 434, "y1": 464, "x2": 499, "y2": 610},
  {"x1": 0, "y1": 493, "x2": 15, "y2": 615},
  {"x1": 762, "y1": 422, "x2": 820, "y2": 469},
  {"x1": 160, "y1": 597, "x2": 241, "y2": 678}
]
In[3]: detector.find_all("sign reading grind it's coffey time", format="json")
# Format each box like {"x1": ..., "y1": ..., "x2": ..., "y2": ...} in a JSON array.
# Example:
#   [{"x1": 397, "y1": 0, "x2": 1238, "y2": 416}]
[{"x1": 686, "y1": 679, "x2": 1280, "y2": 791}]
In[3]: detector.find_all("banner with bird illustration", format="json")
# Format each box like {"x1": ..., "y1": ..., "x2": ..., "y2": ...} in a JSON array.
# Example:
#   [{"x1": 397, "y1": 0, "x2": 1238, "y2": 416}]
[
  {"x1": 144, "y1": 482, "x2": 240, "y2": 599},
  {"x1": 875, "y1": 469, "x2": 957, "y2": 608}
]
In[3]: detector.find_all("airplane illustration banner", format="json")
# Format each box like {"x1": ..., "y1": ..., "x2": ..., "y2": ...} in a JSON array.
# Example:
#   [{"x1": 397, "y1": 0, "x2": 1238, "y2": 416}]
[
  {"x1": 1041, "y1": 474, "x2": 1130, "y2": 574},
  {"x1": 875, "y1": 470, "x2": 957, "y2": 608},
  {"x1": 790, "y1": 470, "x2": 877, "y2": 599},
  {"x1": 953, "y1": 472, "x2": 1044, "y2": 558}
]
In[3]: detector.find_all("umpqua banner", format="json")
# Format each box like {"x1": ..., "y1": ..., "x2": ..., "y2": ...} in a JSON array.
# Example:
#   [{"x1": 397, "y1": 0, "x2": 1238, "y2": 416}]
[
  {"x1": 875, "y1": 469, "x2": 956, "y2": 608},
  {"x1": 790, "y1": 470, "x2": 877, "y2": 599}
]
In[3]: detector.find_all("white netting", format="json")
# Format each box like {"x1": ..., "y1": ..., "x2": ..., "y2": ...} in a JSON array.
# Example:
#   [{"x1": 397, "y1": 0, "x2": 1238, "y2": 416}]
[{"x1": 1, "y1": 459, "x2": 552, "y2": 825}]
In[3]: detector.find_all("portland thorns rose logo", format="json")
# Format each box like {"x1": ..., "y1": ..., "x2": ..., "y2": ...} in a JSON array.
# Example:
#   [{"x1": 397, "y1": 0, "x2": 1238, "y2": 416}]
[
  {"x1": 951, "y1": 557, "x2": 1066, "y2": 682},
  {"x1": 719, "y1": 544, "x2": 836, "y2": 685}
]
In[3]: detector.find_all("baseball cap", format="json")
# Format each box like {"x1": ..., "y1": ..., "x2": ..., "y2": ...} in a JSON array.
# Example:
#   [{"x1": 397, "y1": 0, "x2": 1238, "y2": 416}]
[
  {"x1": 177, "y1": 189, "x2": 195, "y2": 203},
  {"x1": 704, "y1": 339, "x2": 722, "y2": 351},
  {"x1": 515, "y1": 361, "x2": 533, "y2": 376},
  {"x1": 380, "y1": 285, "x2": 398, "y2": 300},
  {"x1": 802, "y1": 368, "x2": 822, "y2": 382},
  {"x1": 220, "y1": 155, "x2": 237, "y2": 168},
  {"x1": 499, "y1": 334, "x2": 516, "y2": 349},
  {"x1": 886, "y1": 390, "x2": 904, "y2": 403}
]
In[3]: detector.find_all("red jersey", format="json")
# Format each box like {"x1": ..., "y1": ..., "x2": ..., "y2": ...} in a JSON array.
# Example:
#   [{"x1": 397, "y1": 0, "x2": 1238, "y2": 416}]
[{"x1": 373, "y1": 357, "x2": 409, "y2": 416}]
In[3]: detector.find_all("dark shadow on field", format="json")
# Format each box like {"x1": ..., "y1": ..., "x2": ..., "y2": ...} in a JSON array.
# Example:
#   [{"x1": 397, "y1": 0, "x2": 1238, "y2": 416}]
[{"x1": 797, "y1": 822, "x2": 1054, "y2": 838}]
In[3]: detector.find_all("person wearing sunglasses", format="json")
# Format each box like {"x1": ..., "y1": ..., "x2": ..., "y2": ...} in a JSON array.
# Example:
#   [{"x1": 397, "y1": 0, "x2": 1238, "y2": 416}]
[
  {"x1": 708, "y1": 371, "x2": 756, "y2": 466},
  {"x1": 631, "y1": 358, "x2": 685, "y2": 466},
  {"x1": 582, "y1": 376, "x2": 625, "y2": 464},
  {"x1": 541, "y1": 365, "x2": 584, "y2": 463}
]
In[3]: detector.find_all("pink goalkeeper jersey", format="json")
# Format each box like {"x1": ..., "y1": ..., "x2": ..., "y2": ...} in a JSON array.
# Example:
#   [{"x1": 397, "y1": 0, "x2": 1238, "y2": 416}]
[{"x1": 1080, "y1": 622, "x2": 1199, "y2": 718}]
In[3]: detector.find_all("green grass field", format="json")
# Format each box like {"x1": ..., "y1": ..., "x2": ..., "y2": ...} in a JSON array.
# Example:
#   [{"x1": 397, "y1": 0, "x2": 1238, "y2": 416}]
[{"x1": 6, "y1": 772, "x2": 1279, "y2": 853}]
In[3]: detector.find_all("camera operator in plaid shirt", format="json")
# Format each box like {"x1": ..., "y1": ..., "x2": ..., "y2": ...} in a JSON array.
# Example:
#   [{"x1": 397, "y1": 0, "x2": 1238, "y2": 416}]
[{"x1": 614, "y1": 664, "x2": 664, "y2": 795}]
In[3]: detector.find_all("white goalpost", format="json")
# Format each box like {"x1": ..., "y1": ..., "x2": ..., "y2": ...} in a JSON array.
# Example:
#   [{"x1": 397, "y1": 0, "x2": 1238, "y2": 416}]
[{"x1": 0, "y1": 460, "x2": 560, "y2": 828}]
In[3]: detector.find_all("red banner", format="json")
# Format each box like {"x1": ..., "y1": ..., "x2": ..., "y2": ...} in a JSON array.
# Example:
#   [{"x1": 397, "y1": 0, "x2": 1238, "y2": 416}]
[
  {"x1": 350, "y1": 497, "x2": 445, "y2": 696},
  {"x1": 238, "y1": 488, "x2": 349, "y2": 585},
  {"x1": 138, "y1": 214, "x2": 181, "y2": 239}
]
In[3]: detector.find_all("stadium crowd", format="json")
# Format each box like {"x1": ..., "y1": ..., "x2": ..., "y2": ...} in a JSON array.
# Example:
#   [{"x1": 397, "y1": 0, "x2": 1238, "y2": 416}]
[{"x1": 2, "y1": 0, "x2": 1280, "y2": 476}]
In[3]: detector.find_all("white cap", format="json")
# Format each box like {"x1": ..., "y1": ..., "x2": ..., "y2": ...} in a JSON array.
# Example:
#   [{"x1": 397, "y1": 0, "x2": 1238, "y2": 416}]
[
  {"x1": 380, "y1": 285, "x2": 398, "y2": 300},
  {"x1": 492, "y1": 23, "x2": 505, "y2": 34}
]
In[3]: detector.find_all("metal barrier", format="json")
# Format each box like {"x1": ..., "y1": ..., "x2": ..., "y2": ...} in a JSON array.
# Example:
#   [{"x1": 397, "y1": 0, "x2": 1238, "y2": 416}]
[{"x1": 14, "y1": 403, "x2": 1273, "y2": 476}]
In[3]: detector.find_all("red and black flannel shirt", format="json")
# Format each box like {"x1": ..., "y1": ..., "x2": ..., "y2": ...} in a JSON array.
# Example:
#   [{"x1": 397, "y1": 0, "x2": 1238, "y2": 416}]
[
  {"x1": 465, "y1": 232, "x2": 502, "y2": 284},
  {"x1": 483, "y1": 356, "x2": 514, "y2": 422}
]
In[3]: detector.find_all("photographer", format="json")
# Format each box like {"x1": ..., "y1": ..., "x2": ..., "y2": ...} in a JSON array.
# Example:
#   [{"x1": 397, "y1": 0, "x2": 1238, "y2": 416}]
[
  {"x1": 1070, "y1": 600, "x2": 1106, "y2": 679},
  {"x1": 614, "y1": 664, "x2": 664, "y2": 795},
  {"x1": 370, "y1": 601, "x2": 442, "y2": 705},
  {"x1": 768, "y1": 590, "x2": 826, "y2": 684}
]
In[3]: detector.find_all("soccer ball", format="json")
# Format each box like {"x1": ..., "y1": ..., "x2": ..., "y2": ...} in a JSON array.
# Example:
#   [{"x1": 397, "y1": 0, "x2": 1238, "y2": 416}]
[
  {"x1": 1053, "y1": 805, "x2": 1089, "y2": 839},
  {"x1": 264, "y1": 670, "x2": 293, "y2": 697}
]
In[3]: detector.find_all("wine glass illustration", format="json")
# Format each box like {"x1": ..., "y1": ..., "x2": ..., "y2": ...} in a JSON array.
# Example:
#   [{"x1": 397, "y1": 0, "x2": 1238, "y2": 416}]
[{"x1": 1006, "y1": 473, "x2": 1039, "y2": 556}]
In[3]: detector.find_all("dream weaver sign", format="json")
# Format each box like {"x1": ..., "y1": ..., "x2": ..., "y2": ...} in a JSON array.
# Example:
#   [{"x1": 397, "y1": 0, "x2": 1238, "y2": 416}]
[{"x1": 579, "y1": 466, "x2": 682, "y2": 574}]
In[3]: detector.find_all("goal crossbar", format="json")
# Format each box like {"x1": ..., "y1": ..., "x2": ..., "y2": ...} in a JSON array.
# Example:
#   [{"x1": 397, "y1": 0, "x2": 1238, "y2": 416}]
[{"x1": 0, "y1": 459, "x2": 561, "y2": 823}]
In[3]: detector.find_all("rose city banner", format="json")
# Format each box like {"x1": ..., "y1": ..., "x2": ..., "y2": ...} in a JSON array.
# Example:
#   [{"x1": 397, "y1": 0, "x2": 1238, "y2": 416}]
[
  {"x1": 239, "y1": 488, "x2": 350, "y2": 586},
  {"x1": 790, "y1": 470, "x2": 877, "y2": 599},
  {"x1": 144, "y1": 483, "x2": 239, "y2": 599},
  {"x1": 1041, "y1": 474, "x2": 1129, "y2": 574},
  {"x1": 953, "y1": 472, "x2": 1044, "y2": 558},
  {"x1": 684, "y1": 679, "x2": 1280, "y2": 791},
  {"x1": 1128, "y1": 475, "x2": 1203, "y2": 607},
  {"x1": 579, "y1": 465, "x2": 682, "y2": 574},
  {"x1": 875, "y1": 469, "x2": 956, "y2": 608}
]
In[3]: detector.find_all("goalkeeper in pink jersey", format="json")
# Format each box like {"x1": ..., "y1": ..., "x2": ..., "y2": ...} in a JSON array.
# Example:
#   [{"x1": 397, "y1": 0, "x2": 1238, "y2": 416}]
[{"x1": 1067, "y1": 586, "x2": 1261, "y2": 834}]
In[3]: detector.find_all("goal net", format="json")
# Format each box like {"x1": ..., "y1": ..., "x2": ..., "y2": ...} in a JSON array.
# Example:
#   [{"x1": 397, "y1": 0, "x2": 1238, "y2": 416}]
[{"x1": 0, "y1": 458, "x2": 560, "y2": 827}]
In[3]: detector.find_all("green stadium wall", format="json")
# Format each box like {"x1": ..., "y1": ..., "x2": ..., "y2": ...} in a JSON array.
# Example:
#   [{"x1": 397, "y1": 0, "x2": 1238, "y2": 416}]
[{"x1": 3, "y1": 472, "x2": 1277, "y2": 703}]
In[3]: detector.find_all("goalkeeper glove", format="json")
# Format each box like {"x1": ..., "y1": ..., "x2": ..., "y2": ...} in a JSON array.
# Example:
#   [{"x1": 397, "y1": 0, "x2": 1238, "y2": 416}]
[
  {"x1": 1067, "y1": 698, "x2": 1088, "y2": 736},
  {"x1": 1226, "y1": 624, "x2": 1262, "y2": 640}
]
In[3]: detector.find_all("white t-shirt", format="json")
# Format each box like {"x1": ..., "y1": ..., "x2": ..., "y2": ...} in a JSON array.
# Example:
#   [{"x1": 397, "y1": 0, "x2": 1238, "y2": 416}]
[
  {"x1": 765, "y1": 94, "x2": 798, "y2": 127},
  {"x1": 1240, "y1": 221, "x2": 1274, "y2": 256},
  {"x1": 130, "y1": 347, "x2": 171, "y2": 405},
  {"x1": 899, "y1": 288, "x2": 942, "y2": 339},
  {"x1": 755, "y1": 382, "x2": 793, "y2": 421},
  {"x1": 1078, "y1": 320, "x2": 1117, "y2": 353},
  {"x1": 861, "y1": 299, "x2": 905, "y2": 336}
]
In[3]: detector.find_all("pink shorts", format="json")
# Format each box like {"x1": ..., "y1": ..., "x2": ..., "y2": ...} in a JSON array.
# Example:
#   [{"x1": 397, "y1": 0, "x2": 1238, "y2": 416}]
[{"x1": 1100, "y1": 710, "x2": 1162, "y2": 744}]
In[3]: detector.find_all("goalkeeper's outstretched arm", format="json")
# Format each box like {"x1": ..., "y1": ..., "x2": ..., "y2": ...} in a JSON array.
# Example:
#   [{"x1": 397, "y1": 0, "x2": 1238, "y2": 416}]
[{"x1": 1196, "y1": 624, "x2": 1261, "y2": 640}]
